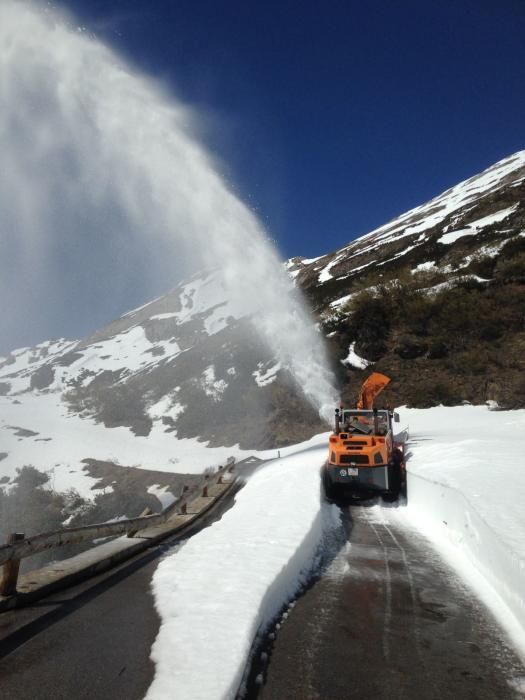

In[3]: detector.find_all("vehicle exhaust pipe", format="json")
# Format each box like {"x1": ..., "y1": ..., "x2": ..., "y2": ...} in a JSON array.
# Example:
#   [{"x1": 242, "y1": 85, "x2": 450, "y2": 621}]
[{"x1": 335, "y1": 408, "x2": 340, "y2": 435}]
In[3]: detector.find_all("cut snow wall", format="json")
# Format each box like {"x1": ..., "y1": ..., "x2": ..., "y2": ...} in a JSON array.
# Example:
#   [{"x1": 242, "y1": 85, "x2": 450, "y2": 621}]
[{"x1": 407, "y1": 470, "x2": 525, "y2": 638}]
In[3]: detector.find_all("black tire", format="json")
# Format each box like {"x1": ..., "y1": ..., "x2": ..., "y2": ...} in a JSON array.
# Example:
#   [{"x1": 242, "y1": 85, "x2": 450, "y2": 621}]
[
  {"x1": 384, "y1": 460, "x2": 401, "y2": 502},
  {"x1": 381, "y1": 491, "x2": 398, "y2": 503},
  {"x1": 322, "y1": 467, "x2": 338, "y2": 501}
]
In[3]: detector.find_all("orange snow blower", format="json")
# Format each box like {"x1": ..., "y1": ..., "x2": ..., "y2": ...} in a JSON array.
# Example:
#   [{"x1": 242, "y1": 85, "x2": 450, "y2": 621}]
[{"x1": 322, "y1": 372, "x2": 405, "y2": 501}]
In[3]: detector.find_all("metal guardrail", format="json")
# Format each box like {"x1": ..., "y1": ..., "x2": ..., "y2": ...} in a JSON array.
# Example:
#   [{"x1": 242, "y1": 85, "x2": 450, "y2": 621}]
[{"x1": 0, "y1": 462, "x2": 235, "y2": 597}]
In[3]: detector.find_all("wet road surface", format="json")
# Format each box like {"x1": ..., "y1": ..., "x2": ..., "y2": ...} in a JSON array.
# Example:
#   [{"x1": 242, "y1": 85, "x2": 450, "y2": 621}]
[
  {"x1": 256, "y1": 504, "x2": 525, "y2": 700},
  {"x1": 0, "y1": 483, "x2": 241, "y2": 700}
]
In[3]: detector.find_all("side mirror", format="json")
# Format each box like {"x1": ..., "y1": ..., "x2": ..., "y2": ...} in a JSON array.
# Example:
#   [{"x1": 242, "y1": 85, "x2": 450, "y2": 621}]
[{"x1": 394, "y1": 412, "x2": 400, "y2": 423}]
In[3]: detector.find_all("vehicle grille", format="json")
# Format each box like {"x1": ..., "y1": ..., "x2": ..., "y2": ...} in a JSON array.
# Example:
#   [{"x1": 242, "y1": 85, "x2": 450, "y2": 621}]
[
  {"x1": 344, "y1": 440, "x2": 367, "y2": 445},
  {"x1": 340, "y1": 454, "x2": 369, "y2": 465}
]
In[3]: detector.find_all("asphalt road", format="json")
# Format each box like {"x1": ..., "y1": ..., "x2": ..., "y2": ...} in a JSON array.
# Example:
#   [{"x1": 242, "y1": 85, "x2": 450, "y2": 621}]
[
  {"x1": 0, "y1": 483, "x2": 241, "y2": 700},
  {"x1": 254, "y1": 503, "x2": 525, "y2": 700}
]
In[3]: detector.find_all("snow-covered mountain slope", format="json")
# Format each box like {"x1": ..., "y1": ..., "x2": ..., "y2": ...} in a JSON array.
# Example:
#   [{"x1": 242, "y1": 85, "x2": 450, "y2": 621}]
[
  {"x1": 289, "y1": 151, "x2": 525, "y2": 409},
  {"x1": 288, "y1": 150, "x2": 525, "y2": 297},
  {"x1": 0, "y1": 270, "x2": 324, "y2": 496},
  {"x1": 1, "y1": 151, "x2": 524, "y2": 499}
]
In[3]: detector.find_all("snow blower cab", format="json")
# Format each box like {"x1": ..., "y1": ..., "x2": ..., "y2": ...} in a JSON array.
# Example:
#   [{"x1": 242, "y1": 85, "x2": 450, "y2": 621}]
[{"x1": 323, "y1": 372, "x2": 405, "y2": 502}]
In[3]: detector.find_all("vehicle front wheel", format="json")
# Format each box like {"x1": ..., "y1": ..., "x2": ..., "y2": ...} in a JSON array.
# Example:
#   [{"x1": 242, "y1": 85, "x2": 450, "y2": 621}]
[
  {"x1": 384, "y1": 460, "x2": 401, "y2": 502},
  {"x1": 322, "y1": 467, "x2": 338, "y2": 501}
]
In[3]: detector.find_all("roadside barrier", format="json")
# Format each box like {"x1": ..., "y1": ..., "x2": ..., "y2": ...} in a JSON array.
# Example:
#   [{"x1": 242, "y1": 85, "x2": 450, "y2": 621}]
[{"x1": 0, "y1": 461, "x2": 236, "y2": 602}]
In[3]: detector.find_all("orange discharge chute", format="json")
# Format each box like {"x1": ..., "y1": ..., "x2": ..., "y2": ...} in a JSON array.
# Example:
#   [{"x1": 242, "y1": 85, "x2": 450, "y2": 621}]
[{"x1": 356, "y1": 372, "x2": 391, "y2": 410}]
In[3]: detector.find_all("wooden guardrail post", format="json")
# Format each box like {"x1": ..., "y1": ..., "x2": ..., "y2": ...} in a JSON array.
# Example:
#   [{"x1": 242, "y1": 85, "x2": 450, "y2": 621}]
[
  {"x1": 202, "y1": 485, "x2": 208, "y2": 497},
  {"x1": 0, "y1": 533, "x2": 25, "y2": 597},
  {"x1": 127, "y1": 508, "x2": 153, "y2": 538}
]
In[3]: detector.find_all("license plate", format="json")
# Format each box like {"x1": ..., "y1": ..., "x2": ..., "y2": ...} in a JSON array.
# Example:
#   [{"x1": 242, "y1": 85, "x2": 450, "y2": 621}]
[{"x1": 347, "y1": 467, "x2": 358, "y2": 476}]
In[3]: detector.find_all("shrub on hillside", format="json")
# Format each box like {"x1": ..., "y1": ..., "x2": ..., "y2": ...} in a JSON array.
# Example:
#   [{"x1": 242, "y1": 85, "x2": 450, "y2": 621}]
[
  {"x1": 402, "y1": 294, "x2": 436, "y2": 336},
  {"x1": 494, "y1": 252, "x2": 525, "y2": 281},
  {"x1": 499, "y1": 236, "x2": 525, "y2": 259},
  {"x1": 464, "y1": 255, "x2": 496, "y2": 278},
  {"x1": 406, "y1": 380, "x2": 462, "y2": 408},
  {"x1": 449, "y1": 348, "x2": 493, "y2": 375},
  {"x1": 427, "y1": 340, "x2": 449, "y2": 359},
  {"x1": 344, "y1": 290, "x2": 392, "y2": 360},
  {"x1": 394, "y1": 337, "x2": 428, "y2": 359},
  {"x1": 410, "y1": 268, "x2": 448, "y2": 288},
  {"x1": 428, "y1": 288, "x2": 490, "y2": 343},
  {"x1": 344, "y1": 279, "x2": 441, "y2": 354}
]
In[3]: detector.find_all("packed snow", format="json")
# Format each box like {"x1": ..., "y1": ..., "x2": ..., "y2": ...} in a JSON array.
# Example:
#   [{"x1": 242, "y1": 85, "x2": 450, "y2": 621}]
[
  {"x1": 201, "y1": 365, "x2": 228, "y2": 401},
  {"x1": 252, "y1": 361, "x2": 281, "y2": 387},
  {"x1": 0, "y1": 327, "x2": 183, "y2": 395},
  {"x1": 146, "y1": 436, "x2": 339, "y2": 700},
  {"x1": 340, "y1": 342, "x2": 371, "y2": 369},
  {"x1": 166, "y1": 274, "x2": 247, "y2": 337},
  {"x1": 0, "y1": 393, "x2": 304, "y2": 499},
  {"x1": 411, "y1": 260, "x2": 437, "y2": 274},
  {"x1": 146, "y1": 392, "x2": 185, "y2": 423},
  {"x1": 150, "y1": 313, "x2": 179, "y2": 321},
  {"x1": 329, "y1": 293, "x2": 355, "y2": 310},
  {"x1": 147, "y1": 484, "x2": 178, "y2": 510},
  {"x1": 301, "y1": 255, "x2": 326, "y2": 265},
  {"x1": 309, "y1": 151, "x2": 524, "y2": 274},
  {"x1": 318, "y1": 254, "x2": 345, "y2": 283},
  {"x1": 437, "y1": 204, "x2": 518, "y2": 245},
  {"x1": 121, "y1": 295, "x2": 164, "y2": 318},
  {"x1": 145, "y1": 405, "x2": 525, "y2": 700},
  {"x1": 400, "y1": 405, "x2": 525, "y2": 654}
]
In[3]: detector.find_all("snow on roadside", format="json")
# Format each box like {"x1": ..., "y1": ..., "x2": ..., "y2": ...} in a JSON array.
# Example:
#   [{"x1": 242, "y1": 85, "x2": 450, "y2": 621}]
[
  {"x1": 399, "y1": 406, "x2": 525, "y2": 656},
  {"x1": 146, "y1": 445, "x2": 339, "y2": 700}
]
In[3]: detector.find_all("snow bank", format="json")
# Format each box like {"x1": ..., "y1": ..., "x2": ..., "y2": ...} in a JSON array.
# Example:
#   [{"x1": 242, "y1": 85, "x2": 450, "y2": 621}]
[
  {"x1": 401, "y1": 406, "x2": 525, "y2": 655},
  {"x1": 146, "y1": 446, "x2": 339, "y2": 700}
]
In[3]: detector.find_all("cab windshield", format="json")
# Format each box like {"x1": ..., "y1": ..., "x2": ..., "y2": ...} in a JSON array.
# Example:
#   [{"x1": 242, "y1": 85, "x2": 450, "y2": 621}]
[{"x1": 341, "y1": 410, "x2": 389, "y2": 436}]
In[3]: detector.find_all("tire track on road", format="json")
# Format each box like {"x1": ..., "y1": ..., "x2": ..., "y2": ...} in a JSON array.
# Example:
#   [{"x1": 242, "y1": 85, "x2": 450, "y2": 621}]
[{"x1": 255, "y1": 504, "x2": 525, "y2": 700}]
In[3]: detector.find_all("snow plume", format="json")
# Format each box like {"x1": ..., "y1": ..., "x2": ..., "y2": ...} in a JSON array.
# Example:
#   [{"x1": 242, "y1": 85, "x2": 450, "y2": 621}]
[{"x1": 0, "y1": 1, "x2": 336, "y2": 417}]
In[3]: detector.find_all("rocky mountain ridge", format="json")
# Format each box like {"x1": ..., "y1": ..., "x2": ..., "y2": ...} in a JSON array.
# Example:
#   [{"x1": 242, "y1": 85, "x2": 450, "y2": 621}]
[{"x1": 292, "y1": 150, "x2": 525, "y2": 408}]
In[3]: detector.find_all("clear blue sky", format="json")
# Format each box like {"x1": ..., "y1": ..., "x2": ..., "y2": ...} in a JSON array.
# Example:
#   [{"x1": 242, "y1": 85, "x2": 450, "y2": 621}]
[{"x1": 62, "y1": 0, "x2": 524, "y2": 260}]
